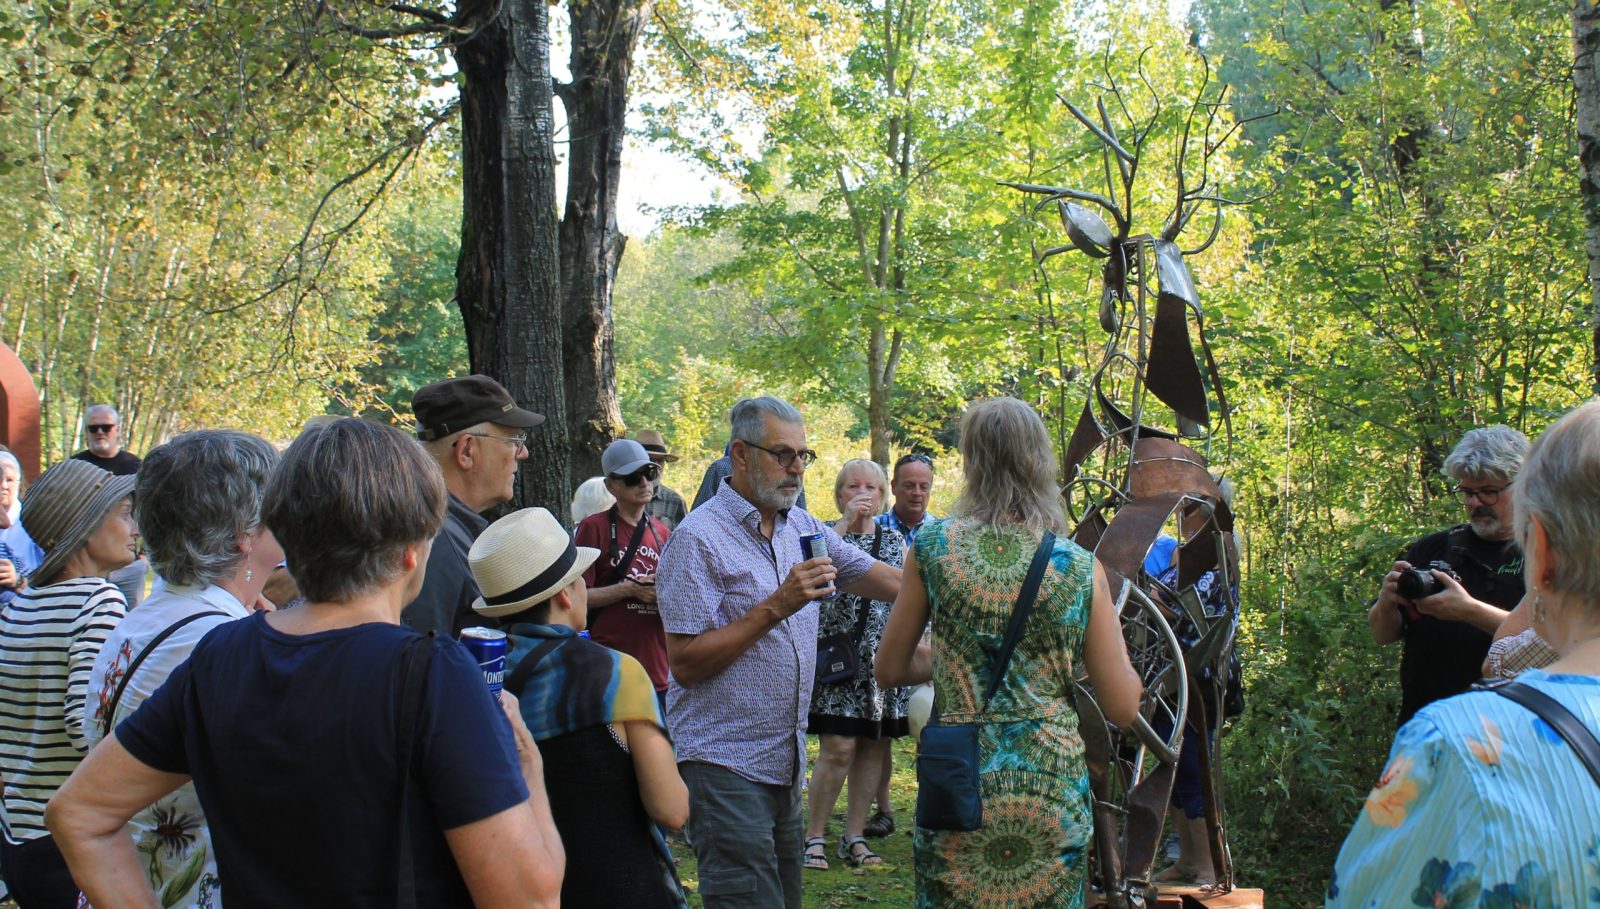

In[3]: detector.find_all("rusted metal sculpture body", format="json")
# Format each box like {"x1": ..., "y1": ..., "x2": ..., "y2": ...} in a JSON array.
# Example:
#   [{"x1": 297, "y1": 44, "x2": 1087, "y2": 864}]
[{"x1": 1009, "y1": 58, "x2": 1262, "y2": 907}]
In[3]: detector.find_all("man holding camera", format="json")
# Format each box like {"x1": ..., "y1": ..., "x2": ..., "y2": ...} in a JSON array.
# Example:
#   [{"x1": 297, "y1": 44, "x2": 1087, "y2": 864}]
[{"x1": 1369, "y1": 426, "x2": 1528, "y2": 725}]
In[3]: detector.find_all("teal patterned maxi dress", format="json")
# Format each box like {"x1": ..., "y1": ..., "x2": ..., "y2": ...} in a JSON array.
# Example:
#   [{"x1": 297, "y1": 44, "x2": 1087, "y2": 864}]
[{"x1": 915, "y1": 518, "x2": 1095, "y2": 909}]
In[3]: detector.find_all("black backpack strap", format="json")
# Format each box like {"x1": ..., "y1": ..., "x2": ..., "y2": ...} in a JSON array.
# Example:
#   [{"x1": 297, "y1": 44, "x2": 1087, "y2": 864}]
[
  {"x1": 395, "y1": 631, "x2": 436, "y2": 909},
  {"x1": 980, "y1": 532, "x2": 1056, "y2": 711},
  {"x1": 505, "y1": 637, "x2": 566, "y2": 698},
  {"x1": 102, "y1": 610, "x2": 230, "y2": 736},
  {"x1": 1481, "y1": 679, "x2": 1600, "y2": 790},
  {"x1": 845, "y1": 527, "x2": 887, "y2": 644}
]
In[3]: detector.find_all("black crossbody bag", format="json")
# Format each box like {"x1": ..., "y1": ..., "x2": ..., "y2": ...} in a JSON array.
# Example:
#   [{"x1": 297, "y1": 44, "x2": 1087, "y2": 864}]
[
  {"x1": 815, "y1": 528, "x2": 883, "y2": 685},
  {"x1": 915, "y1": 532, "x2": 1054, "y2": 832}
]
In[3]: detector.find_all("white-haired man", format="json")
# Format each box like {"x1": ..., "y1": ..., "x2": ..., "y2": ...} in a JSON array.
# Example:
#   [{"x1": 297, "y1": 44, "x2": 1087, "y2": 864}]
[
  {"x1": 1370, "y1": 425, "x2": 1528, "y2": 724},
  {"x1": 72, "y1": 404, "x2": 146, "y2": 607},
  {"x1": 405, "y1": 375, "x2": 544, "y2": 637}
]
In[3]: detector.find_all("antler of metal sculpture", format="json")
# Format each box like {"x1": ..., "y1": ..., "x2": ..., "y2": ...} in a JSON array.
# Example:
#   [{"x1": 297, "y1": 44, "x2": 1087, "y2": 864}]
[{"x1": 1008, "y1": 51, "x2": 1269, "y2": 907}]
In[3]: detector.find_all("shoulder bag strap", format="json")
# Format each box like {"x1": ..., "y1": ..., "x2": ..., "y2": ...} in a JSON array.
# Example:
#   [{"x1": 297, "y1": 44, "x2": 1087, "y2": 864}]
[
  {"x1": 1483, "y1": 680, "x2": 1600, "y2": 790},
  {"x1": 505, "y1": 637, "x2": 566, "y2": 697},
  {"x1": 980, "y1": 532, "x2": 1056, "y2": 713},
  {"x1": 843, "y1": 527, "x2": 887, "y2": 644},
  {"x1": 102, "y1": 610, "x2": 231, "y2": 736},
  {"x1": 609, "y1": 507, "x2": 650, "y2": 586},
  {"x1": 395, "y1": 631, "x2": 435, "y2": 909}
]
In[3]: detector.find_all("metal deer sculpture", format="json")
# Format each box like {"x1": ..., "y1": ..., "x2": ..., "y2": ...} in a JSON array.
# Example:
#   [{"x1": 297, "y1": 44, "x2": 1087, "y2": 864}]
[{"x1": 1007, "y1": 55, "x2": 1267, "y2": 907}]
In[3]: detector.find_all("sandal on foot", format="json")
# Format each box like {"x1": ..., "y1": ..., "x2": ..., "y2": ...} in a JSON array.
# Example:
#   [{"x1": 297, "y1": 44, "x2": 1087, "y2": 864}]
[
  {"x1": 803, "y1": 836, "x2": 830, "y2": 871},
  {"x1": 863, "y1": 810, "x2": 895, "y2": 838},
  {"x1": 838, "y1": 835, "x2": 883, "y2": 867}
]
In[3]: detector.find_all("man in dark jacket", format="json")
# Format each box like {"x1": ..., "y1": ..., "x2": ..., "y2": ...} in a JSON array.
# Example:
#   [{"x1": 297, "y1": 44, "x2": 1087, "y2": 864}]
[{"x1": 404, "y1": 375, "x2": 544, "y2": 636}]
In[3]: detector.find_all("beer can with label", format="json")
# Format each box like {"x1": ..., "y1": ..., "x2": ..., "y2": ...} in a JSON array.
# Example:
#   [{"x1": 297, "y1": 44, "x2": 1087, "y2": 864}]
[
  {"x1": 798, "y1": 532, "x2": 838, "y2": 600},
  {"x1": 459, "y1": 626, "x2": 508, "y2": 702}
]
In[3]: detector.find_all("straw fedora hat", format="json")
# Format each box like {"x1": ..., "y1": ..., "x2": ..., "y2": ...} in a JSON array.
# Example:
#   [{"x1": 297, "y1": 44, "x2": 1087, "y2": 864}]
[
  {"x1": 21, "y1": 459, "x2": 138, "y2": 587},
  {"x1": 632, "y1": 429, "x2": 680, "y2": 463},
  {"x1": 469, "y1": 508, "x2": 600, "y2": 619}
]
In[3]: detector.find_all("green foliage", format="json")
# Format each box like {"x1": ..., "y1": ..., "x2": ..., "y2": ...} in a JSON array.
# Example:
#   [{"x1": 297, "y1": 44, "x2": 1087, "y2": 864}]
[{"x1": 0, "y1": 0, "x2": 455, "y2": 453}]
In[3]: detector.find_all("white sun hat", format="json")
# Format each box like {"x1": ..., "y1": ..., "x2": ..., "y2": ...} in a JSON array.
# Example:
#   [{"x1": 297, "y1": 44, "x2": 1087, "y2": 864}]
[{"x1": 469, "y1": 507, "x2": 600, "y2": 619}]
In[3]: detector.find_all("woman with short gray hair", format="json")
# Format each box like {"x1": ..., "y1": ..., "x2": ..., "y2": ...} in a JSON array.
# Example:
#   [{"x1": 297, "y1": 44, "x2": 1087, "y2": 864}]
[
  {"x1": 1329, "y1": 402, "x2": 1600, "y2": 905},
  {"x1": 80, "y1": 430, "x2": 280, "y2": 908}
]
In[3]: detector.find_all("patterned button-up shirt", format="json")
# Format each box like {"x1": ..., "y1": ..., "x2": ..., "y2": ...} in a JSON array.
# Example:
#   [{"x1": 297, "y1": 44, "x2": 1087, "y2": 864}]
[{"x1": 658, "y1": 477, "x2": 873, "y2": 785}]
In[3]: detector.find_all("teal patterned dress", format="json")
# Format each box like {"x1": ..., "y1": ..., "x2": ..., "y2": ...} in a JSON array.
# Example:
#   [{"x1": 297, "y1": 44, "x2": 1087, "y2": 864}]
[{"x1": 914, "y1": 518, "x2": 1095, "y2": 909}]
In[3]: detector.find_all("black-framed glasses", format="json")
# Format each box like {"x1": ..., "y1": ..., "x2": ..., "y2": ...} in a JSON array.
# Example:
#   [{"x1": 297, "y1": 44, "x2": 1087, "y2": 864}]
[
  {"x1": 456, "y1": 431, "x2": 529, "y2": 454},
  {"x1": 86, "y1": 424, "x2": 115, "y2": 434},
  {"x1": 611, "y1": 464, "x2": 661, "y2": 487},
  {"x1": 742, "y1": 441, "x2": 817, "y2": 469},
  {"x1": 895, "y1": 453, "x2": 933, "y2": 469},
  {"x1": 1452, "y1": 484, "x2": 1507, "y2": 505}
]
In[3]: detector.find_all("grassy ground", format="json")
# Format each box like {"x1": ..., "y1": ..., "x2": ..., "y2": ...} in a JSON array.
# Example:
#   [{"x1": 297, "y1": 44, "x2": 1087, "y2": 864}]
[{"x1": 673, "y1": 736, "x2": 922, "y2": 909}]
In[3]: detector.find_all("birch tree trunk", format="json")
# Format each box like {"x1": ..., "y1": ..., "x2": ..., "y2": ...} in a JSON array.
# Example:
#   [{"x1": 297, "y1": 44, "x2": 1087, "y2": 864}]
[{"x1": 1576, "y1": 0, "x2": 1600, "y2": 392}]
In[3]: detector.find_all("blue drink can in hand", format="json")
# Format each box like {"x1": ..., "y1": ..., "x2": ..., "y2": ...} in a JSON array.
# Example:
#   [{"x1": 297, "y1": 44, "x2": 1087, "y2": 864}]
[
  {"x1": 459, "y1": 626, "x2": 508, "y2": 702},
  {"x1": 798, "y1": 532, "x2": 838, "y2": 600}
]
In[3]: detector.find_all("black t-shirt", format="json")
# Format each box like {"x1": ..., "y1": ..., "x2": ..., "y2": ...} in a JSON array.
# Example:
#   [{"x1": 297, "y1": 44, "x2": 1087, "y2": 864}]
[
  {"x1": 402, "y1": 493, "x2": 492, "y2": 637},
  {"x1": 1396, "y1": 525, "x2": 1524, "y2": 725},
  {"x1": 117, "y1": 612, "x2": 529, "y2": 908},
  {"x1": 72, "y1": 449, "x2": 141, "y2": 475}
]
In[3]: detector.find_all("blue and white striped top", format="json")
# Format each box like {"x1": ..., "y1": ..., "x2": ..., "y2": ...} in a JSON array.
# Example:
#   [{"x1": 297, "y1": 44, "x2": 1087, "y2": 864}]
[{"x1": 0, "y1": 576, "x2": 126, "y2": 842}]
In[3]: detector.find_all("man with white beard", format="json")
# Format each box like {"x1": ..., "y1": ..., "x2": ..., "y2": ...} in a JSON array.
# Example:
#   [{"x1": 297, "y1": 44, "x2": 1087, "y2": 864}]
[
  {"x1": 1369, "y1": 426, "x2": 1528, "y2": 725},
  {"x1": 657, "y1": 396, "x2": 902, "y2": 909}
]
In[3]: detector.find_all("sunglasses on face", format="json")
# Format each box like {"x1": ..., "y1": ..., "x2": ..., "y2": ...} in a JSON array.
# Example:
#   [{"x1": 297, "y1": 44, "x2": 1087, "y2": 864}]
[
  {"x1": 612, "y1": 465, "x2": 661, "y2": 487},
  {"x1": 87, "y1": 424, "x2": 116, "y2": 434}
]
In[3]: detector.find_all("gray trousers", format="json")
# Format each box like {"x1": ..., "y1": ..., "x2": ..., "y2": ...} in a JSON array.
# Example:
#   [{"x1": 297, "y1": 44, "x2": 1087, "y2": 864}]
[
  {"x1": 679, "y1": 761, "x2": 803, "y2": 909},
  {"x1": 109, "y1": 557, "x2": 148, "y2": 609}
]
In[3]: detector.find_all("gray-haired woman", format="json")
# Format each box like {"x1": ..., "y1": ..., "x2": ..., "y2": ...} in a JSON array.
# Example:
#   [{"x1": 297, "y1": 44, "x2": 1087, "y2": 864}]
[{"x1": 80, "y1": 430, "x2": 280, "y2": 908}]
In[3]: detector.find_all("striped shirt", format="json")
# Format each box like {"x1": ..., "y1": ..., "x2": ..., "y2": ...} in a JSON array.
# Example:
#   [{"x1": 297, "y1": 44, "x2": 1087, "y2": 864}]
[{"x1": 0, "y1": 577, "x2": 127, "y2": 842}]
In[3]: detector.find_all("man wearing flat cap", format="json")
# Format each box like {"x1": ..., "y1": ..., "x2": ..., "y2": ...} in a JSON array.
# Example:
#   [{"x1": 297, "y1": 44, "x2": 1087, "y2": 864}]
[
  {"x1": 404, "y1": 374, "x2": 544, "y2": 637},
  {"x1": 635, "y1": 429, "x2": 688, "y2": 531}
]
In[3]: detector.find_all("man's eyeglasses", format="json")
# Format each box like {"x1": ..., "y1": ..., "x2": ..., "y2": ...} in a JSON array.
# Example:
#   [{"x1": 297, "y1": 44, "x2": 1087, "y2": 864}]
[
  {"x1": 742, "y1": 441, "x2": 818, "y2": 469},
  {"x1": 86, "y1": 424, "x2": 116, "y2": 434},
  {"x1": 895, "y1": 453, "x2": 933, "y2": 469},
  {"x1": 1452, "y1": 484, "x2": 1508, "y2": 505},
  {"x1": 456, "y1": 431, "x2": 529, "y2": 454},
  {"x1": 611, "y1": 464, "x2": 661, "y2": 487}
]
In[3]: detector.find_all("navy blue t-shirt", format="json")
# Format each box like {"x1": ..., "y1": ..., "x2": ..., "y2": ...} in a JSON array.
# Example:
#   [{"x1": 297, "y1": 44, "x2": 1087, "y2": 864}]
[{"x1": 116, "y1": 611, "x2": 529, "y2": 908}]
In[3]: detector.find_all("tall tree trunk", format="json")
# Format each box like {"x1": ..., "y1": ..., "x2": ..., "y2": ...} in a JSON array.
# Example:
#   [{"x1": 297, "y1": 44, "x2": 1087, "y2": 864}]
[
  {"x1": 1576, "y1": 0, "x2": 1600, "y2": 392},
  {"x1": 558, "y1": 0, "x2": 648, "y2": 481},
  {"x1": 454, "y1": 0, "x2": 570, "y2": 514}
]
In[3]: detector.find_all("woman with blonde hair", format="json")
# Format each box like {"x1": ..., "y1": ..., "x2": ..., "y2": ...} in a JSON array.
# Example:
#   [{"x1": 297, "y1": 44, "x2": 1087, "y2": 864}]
[
  {"x1": 1327, "y1": 401, "x2": 1600, "y2": 905},
  {"x1": 877, "y1": 397, "x2": 1141, "y2": 909},
  {"x1": 803, "y1": 458, "x2": 908, "y2": 870}
]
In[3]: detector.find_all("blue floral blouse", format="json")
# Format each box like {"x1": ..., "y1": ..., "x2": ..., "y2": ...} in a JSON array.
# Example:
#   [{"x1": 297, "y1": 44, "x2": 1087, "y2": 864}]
[{"x1": 1327, "y1": 670, "x2": 1600, "y2": 907}]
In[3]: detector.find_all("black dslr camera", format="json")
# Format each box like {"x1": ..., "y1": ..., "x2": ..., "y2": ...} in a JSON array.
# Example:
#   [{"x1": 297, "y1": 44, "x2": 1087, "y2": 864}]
[{"x1": 1397, "y1": 560, "x2": 1459, "y2": 601}]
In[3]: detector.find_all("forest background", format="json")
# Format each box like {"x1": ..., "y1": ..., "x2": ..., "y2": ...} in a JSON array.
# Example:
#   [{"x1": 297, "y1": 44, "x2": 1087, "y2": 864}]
[{"x1": 2, "y1": 0, "x2": 1594, "y2": 902}]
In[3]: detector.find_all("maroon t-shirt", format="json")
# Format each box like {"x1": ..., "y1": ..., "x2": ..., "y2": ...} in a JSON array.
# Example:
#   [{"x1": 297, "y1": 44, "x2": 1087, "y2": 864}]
[{"x1": 574, "y1": 509, "x2": 671, "y2": 692}]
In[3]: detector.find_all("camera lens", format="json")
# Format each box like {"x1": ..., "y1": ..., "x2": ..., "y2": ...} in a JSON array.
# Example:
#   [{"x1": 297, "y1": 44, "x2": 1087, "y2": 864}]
[{"x1": 1396, "y1": 567, "x2": 1438, "y2": 601}]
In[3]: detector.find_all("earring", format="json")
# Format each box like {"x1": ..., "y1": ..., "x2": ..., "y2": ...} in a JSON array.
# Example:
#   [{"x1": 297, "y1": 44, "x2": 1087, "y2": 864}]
[
  {"x1": 245, "y1": 566, "x2": 253, "y2": 584},
  {"x1": 1531, "y1": 590, "x2": 1546, "y2": 624}
]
